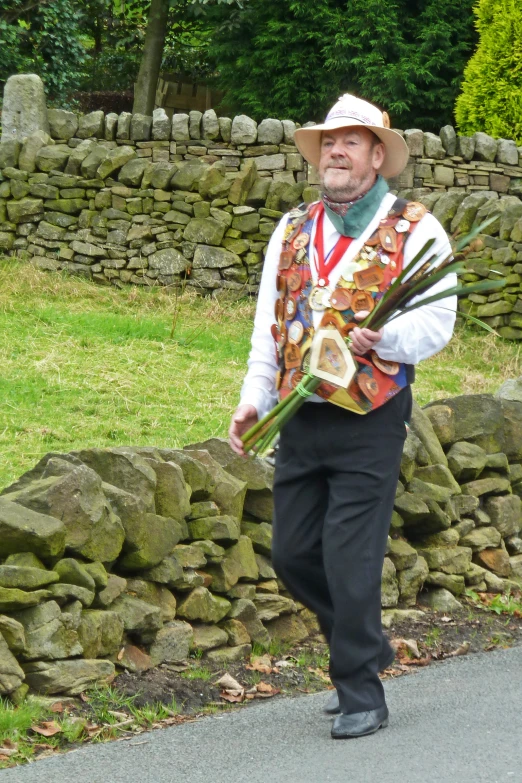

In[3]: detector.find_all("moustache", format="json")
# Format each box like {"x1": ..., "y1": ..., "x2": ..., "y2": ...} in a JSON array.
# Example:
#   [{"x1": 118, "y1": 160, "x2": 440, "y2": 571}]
[{"x1": 326, "y1": 159, "x2": 352, "y2": 170}]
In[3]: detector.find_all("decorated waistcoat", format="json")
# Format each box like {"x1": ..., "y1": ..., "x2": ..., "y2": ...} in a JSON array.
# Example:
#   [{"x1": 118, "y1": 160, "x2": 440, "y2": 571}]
[{"x1": 272, "y1": 198, "x2": 426, "y2": 415}]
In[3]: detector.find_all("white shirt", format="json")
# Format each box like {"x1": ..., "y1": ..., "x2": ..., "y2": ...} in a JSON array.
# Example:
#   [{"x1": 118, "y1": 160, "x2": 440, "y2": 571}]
[{"x1": 240, "y1": 192, "x2": 457, "y2": 419}]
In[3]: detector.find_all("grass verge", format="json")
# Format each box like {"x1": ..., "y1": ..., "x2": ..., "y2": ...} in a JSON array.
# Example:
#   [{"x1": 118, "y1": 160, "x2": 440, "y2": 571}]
[{"x1": 0, "y1": 259, "x2": 520, "y2": 488}]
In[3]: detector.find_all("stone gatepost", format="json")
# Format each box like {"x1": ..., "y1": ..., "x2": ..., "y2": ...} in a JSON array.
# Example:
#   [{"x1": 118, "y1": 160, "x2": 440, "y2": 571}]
[{"x1": 1, "y1": 74, "x2": 50, "y2": 142}]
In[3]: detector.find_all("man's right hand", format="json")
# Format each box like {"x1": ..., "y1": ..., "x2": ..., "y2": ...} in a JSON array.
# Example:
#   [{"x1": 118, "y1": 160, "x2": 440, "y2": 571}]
[{"x1": 229, "y1": 404, "x2": 258, "y2": 457}]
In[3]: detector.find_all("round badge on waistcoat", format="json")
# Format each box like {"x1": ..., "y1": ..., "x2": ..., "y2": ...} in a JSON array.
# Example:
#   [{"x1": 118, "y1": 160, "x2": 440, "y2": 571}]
[
  {"x1": 293, "y1": 232, "x2": 310, "y2": 250},
  {"x1": 365, "y1": 231, "x2": 380, "y2": 247},
  {"x1": 309, "y1": 286, "x2": 328, "y2": 311},
  {"x1": 358, "y1": 374, "x2": 379, "y2": 401},
  {"x1": 277, "y1": 273, "x2": 287, "y2": 294},
  {"x1": 275, "y1": 297, "x2": 285, "y2": 321},
  {"x1": 330, "y1": 288, "x2": 353, "y2": 311},
  {"x1": 291, "y1": 370, "x2": 305, "y2": 389},
  {"x1": 287, "y1": 270, "x2": 302, "y2": 292},
  {"x1": 351, "y1": 290, "x2": 375, "y2": 313},
  {"x1": 288, "y1": 320, "x2": 304, "y2": 345},
  {"x1": 285, "y1": 297, "x2": 297, "y2": 319},
  {"x1": 403, "y1": 202, "x2": 427, "y2": 222},
  {"x1": 395, "y1": 219, "x2": 411, "y2": 233},
  {"x1": 372, "y1": 352, "x2": 400, "y2": 376}
]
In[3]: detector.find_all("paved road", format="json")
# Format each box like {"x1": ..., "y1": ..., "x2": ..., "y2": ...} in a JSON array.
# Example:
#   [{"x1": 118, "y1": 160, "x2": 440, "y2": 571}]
[{"x1": 2, "y1": 646, "x2": 521, "y2": 783}]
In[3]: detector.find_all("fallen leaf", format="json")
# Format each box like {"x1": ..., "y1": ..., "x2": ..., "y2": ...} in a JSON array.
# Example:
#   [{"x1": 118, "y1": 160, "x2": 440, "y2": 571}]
[
  {"x1": 50, "y1": 702, "x2": 64, "y2": 714},
  {"x1": 220, "y1": 690, "x2": 245, "y2": 703},
  {"x1": 1, "y1": 740, "x2": 17, "y2": 750},
  {"x1": 0, "y1": 747, "x2": 18, "y2": 757},
  {"x1": 245, "y1": 693, "x2": 255, "y2": 700},
  {"x1": 274, "y1": 659, "x2": 295, "y2": 668},
  {"x1": 246, "y1": 654, "x2": 274, "y2": 674},
  {"x1": 441, "y1": 615, "x2": 452, "y2": 623},
  {"x1": 117, "y1": 647, "x2": 125, "y2": 661},
  {"x1": 245, "y1": 662, "x2": 272, "y2": 674},
  {"x1": 254, "y1": 689, "x2": 281, "y2": 699},
  {"x1": 33, "y1": 743, "x2": 54, "y2": 752},
  {"x1": 445, "y1": 641, "x2": 470, "y2": 658},
  {"x1": 0, "y1": 755, "x2": 10, "y2": 762},
  {"x1": 256, "y1": 681, "x2": 276, "y2": 693},
  {"x1": 216, "y1": 673, "x2": 243, "y2": 691},
  {"x1": 31, "y1": 721, "x2": 62, "y2": 737},
  {"x1": 398, "y1": 655, "x2": 431, "y2": 667},
  {"x1": 391, "y1": 638, "x2": 421, "y2": 659}
]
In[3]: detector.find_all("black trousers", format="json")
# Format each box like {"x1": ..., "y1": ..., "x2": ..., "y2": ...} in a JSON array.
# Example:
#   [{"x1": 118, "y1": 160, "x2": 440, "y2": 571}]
[{"x1": 272, "y1": 387, "x2": 412, "y2": 715}]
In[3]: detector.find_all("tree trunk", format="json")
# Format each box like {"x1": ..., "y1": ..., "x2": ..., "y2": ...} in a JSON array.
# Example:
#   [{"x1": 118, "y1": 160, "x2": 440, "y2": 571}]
[{"x1": 132, "y1": 0, "x2": 169, "y2": 115}]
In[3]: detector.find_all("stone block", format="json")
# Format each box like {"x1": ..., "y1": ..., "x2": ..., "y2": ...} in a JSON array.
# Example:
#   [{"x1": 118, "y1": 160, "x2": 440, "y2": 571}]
[
  {"x1": 257, "y1": 119, "x2": 284, "y2": 144},
  {"x1": 130, "y1": 113, "x2": 152, "y2": 142},
  {"x1": 404, "y1": 129, "x2": 424, "y2": 156},
  {"x1": 440, "y1": 126, "x2": 457, "y2": 155},
  {"x1": 22, "y1": 659, "x2": 115, "y2": 695},
  {"x1": 231, "y1": 115, "x2": 258, "y2": 144},
  {"x1": 474, "y1": 132, "x2": 497, "y2": 162},
  {"x1": 497, "y1": 139, "x2": 519, "y2": 166},
  {"x1": 1, "y1": 74, "x2": 49, "y2": 142},
  {"x1": 423, "y1": 132, "x2": 445, "y2": 159},
  {"x1": 77, "y1": 111, "x2": 104, "y2": 139},
  {"x1": 433, "y1": 165, "x2": 454, "y2": 187}
]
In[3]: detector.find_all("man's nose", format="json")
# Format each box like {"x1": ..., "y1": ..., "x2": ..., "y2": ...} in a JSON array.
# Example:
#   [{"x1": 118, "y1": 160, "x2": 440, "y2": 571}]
[{"x1": 328, "y1": 140, "x2": 347, "y2": 156}]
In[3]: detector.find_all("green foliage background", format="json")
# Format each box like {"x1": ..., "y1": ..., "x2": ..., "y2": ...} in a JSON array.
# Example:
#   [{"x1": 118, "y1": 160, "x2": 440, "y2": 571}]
[
  {"x1": 207, "y1": 0, "x2": 478, "y2": 131},
  {"x1": 455, "y1": 0, "x2": 522, "y2": 144}
]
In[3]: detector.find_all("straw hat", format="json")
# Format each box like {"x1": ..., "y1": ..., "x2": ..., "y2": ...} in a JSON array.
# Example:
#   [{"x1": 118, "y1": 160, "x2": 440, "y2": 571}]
[{"x1": 293, "y1": 94, "x2": 409, "y2": 179}]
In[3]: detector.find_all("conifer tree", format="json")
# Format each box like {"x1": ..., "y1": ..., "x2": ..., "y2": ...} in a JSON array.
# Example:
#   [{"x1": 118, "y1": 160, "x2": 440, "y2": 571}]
[
  {"x1": 208, "y1": 0, "x2": 477, "y2": 130},
  {"x1": 455, "y1": 0, "x2": 522, "y2": 143}
]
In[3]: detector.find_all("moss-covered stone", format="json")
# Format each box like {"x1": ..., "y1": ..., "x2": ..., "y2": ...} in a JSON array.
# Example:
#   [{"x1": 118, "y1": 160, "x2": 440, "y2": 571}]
[
  {"x1": 205, "y1": 536, "x2": 259, "y2": 593},
  {"x1": 78, "y1": 610, "x2": 124, "y2": 658},
  {"x1": 11, "y1": 601, "x2": 82, "y2": 661},
  {"x1": 418, "y1": 588, "x2": 462, "y2": 612},
  {"x1": 110, "y1": 595, "x2": 162, "y2": 638},
  {"x1": 415, "y1": 546, "x2": 472, "y2": 575},
  {"x1": 0, "y1": 566, "x2": 58, "y2": 590},
  {"x1": 54, "y1": 559, "x2": 96, "y2": 592},
  {"x1": 0, "y1": 633, "x2": 25, "y2": 695},
  {"x1": 485, "y1": 495, "x2": 522, "y2": 537},
  {"x1": 447, "y1": 441, "x2": 488, "y2": 481},
  {"x1": 461, "y1": 477, "x2": 512, "y2": 497},
  {"x1": 124, "y1": 579, "x2": 177, "y2": 623},
  {"x1": 190, "y1": 624, "x2": 228, "y2": 651},
  {"x1": 22, "y1": 659, "x2": 115, "y2": 695},
  {"x1": 177, "y1": 587, "x2": 231, "y2": 624},
  {"x1": 387, "y1": 539, "x2": 418, "y2": 571}
]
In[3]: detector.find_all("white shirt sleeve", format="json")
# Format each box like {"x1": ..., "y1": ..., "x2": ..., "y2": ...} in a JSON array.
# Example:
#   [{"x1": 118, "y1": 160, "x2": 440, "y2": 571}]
[
  {"x1": 239, "y1": 215, "x2": 288, "y2": 419},
  {"x1": 375, "y1": 212, "x2": 457, "y2": 365}
]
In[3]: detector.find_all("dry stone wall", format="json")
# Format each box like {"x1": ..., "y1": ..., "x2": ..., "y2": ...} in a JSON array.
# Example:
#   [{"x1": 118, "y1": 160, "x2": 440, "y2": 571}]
[
  {"x1": 0, "y1": 380, "x2": 521, "y2": 700},
  {"x1": 0, "y1": 105, "x2": 522, "y2": 325}
]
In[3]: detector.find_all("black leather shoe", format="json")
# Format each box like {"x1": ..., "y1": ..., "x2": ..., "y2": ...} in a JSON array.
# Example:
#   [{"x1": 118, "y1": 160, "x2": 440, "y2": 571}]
[
  {"x1": 322, "y1": 648, "x2": 395, "y2": 715},
  {"x1": 331, "y1": 705, "x2": 389, "y2": 739}
]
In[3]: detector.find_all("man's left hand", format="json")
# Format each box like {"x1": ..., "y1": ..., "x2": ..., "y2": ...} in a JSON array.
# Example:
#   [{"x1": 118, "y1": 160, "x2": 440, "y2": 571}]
[{"x1": 350, "y1": 310, "x2": 383, "y2": 355}]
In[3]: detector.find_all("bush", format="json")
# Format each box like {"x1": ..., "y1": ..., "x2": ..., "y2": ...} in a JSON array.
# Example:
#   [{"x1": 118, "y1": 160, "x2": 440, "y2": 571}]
[{"x1": 455, "y1": 0, "x2": 522, "y2": 144}]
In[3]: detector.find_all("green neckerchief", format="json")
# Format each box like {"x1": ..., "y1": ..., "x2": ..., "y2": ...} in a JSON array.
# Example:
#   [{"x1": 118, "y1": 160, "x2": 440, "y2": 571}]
[{"x1": 322, "y1": 175, "x2": 389, "y2": 238}]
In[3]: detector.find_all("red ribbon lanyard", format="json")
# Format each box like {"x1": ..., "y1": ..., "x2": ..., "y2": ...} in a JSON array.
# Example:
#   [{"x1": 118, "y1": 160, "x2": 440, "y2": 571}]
[{"x1": 314, "y1": 205, "x2": 353, "y2": 287}]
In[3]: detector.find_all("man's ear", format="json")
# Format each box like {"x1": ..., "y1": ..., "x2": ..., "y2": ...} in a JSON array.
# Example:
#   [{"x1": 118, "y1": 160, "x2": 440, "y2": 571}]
[{"x1": 373, "y1": 142, "x2": 386, "y2": 170}]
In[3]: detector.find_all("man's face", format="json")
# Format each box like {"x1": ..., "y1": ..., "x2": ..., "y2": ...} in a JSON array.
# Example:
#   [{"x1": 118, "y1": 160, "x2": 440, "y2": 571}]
[{"x1": 318, "y1": 127, "x2": 385, "y2": 202}]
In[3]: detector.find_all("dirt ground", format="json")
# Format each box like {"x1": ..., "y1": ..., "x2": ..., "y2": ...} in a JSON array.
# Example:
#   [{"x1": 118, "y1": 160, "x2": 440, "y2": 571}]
[{"x1": 114, "y1": 597, "x2": 522, "y2": 714}]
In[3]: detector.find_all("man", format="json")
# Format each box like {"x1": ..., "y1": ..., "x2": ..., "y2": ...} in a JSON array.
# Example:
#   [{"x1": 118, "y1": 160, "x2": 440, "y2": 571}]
[{"x1": 229, "y1": 94, "x2": 456, "y2": 739}]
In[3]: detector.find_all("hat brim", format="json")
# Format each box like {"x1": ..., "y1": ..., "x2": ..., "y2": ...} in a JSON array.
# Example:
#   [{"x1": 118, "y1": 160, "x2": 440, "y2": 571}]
[{"x1": 293, "y1": 119, "x2": 409, "y2": 180}]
